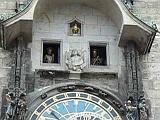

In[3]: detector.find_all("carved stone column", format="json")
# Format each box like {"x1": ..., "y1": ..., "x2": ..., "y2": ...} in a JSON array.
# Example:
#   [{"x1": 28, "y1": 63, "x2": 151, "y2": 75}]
[
  {"x1": 125, "y1": 42, "x2": 138, "y2": 100},
  {"x1": 125, "y1": 42, "x2": 144, "y2": 120}
]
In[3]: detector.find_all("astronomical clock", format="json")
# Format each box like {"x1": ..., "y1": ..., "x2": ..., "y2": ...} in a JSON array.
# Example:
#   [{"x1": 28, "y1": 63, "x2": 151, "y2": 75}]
[{"x1": 30, "y1": 92, "x2": 122, "y2": 120}]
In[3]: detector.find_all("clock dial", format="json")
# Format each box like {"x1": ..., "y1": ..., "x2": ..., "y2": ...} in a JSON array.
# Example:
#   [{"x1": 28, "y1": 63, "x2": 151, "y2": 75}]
[{"x1": 30, "y1": 92, "x2": 122, "y2": 120}]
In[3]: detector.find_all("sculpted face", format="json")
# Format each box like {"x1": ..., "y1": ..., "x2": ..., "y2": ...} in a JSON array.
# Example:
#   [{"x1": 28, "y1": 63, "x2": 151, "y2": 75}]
[
  {"x1": 47, "y1": 48, "x2": 53, "y2": 55},
  {"x1": 71, "y1": 50, "x2": 78, "y2": 56}
]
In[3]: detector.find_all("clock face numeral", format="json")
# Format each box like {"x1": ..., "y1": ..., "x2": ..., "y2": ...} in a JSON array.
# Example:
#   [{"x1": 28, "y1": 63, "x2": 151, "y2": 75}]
[{"x1": 30, "y1": 92, "x2": 122, "y2": 120}]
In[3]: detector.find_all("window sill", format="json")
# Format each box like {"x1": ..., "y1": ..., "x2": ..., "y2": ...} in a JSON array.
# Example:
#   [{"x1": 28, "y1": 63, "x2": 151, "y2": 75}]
[
  {"x1": 83, "y1": 66, "x2": 118, "y2": 74},
  {"x1": 41, "y1": 63, "x2": 61, "y2": 66}
]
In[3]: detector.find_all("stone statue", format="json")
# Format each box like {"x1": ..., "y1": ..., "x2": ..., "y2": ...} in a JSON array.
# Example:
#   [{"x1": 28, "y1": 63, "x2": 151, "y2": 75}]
[
  {"x1": 125, "y1": 0, "x2": 134, "y2": 5},
  {"x1": 139, "y1": 97, "x2": 148, "y2": 120},
  {"x1": 70, "y1": 23, "x2": 81, "y2": 35},
  {"x1": 91, "y1": 49, "x2": 103, "y2": 65},
  {"x1": 5, "y1": 92, "x2": 27, "y2": 120},
  {"x1": 5, "y1": 92, "x2": 15, "y2": 119},
  {"x1": 125, "y1": 100, "x2": 137, "y2": 120},
  {"x1": 44, "y1": 47, "x2": 55, "y2": 63},
  {"x1": 17, "y1": 93, "x2": 27, "y2": 120},
  {"x1": 71, "y1": 23, "x2": 80, "y2": 34},
  {"x1": 125, "y1": 0, "x2": 134, "y2": 10},
  {"x1": 66, "y1": 49, "x2": 86, "y2": 71}
]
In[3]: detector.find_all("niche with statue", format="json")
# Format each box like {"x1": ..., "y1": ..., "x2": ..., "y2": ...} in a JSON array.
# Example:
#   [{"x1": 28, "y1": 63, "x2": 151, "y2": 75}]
[{"x1": 68, "y1": 17, "x2": 83, "y2": 36}]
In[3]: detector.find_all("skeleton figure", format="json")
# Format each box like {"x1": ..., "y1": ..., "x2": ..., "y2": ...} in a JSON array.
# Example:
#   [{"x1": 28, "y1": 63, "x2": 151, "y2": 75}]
[{"x1": 125, "y1": 100, "x2": 137, "y2": 120}]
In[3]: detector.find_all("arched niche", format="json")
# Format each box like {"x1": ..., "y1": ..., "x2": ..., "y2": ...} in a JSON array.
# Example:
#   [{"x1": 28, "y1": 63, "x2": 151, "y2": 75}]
[
  {"x1": 32, "y1": 0, "x2": 120, "y2": 38},
  {"x1": 33, "y1": 0, "x2": 123, "y2": 29},
  {"x1": 3, "y1": 0, "x2": 156, "y2": 54},
  {"x1": 30, "y1": 0, "x2": 156, "y2": 54},
  {"x1": 33, "y1": 12, "x2": 50, "y2": 32},
  {"x1": 67, "y1": 17, "x2": 84, "y2": 36}
]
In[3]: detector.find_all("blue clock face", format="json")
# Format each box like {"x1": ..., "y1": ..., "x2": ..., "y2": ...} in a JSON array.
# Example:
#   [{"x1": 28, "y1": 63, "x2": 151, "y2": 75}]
[{"x1": 30, "y1": 92, "x2": 122, "y2": 120}]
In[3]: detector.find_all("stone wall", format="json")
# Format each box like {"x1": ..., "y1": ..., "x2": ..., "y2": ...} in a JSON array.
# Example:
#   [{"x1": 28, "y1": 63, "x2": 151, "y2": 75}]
[
  {"x1": 33, "y1": 70, "x2": 119, "y2": 92},
  {"x1": 0, "y1": 48, "x2": 12, "y2": 117},
  {"x1": 32, "y1": 2, "x2": 119, "y2": 73},
  {"x1": 0, "y1": 0, "x2": 160, "y2": 119},
  {"x1": 133, "y1": 0, "x2": 160, "y2": 120},
  {"x1": 0, "y1": 0, "x2": 28, "y2": 20},
  {"x1": 0, "y1": 0, "x2": 15, "y2": 14},
  {"x1": 140, "y1": 34, "x2": 160, "y2": 120},
  {"x1": 133, "y1": 0, "x2": 160, "y2": 29}
]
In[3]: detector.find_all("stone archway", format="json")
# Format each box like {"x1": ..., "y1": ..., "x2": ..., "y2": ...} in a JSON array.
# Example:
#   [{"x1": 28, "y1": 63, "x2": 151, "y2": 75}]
[
  {"x1": 2, "y1": 0, "x2": 156, "y2": 54},
  {"x1": 33, "y1": 0, "x2": 123, "y2": 28}
]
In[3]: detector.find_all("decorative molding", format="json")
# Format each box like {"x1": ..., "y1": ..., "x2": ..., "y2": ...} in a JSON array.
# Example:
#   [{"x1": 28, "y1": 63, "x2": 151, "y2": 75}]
[
  {"x1": 37, "y1": 70, "x2": 55, "y2": 79},
  {"x1": 65, "y1": 49, "x2": 86, "y2": 72},
  {"x1": 125, "y1": 42, "x2": 149, "y2": 120},
  {"x1": 0, "y1": 13, "x2": 16, "y2": 21}
]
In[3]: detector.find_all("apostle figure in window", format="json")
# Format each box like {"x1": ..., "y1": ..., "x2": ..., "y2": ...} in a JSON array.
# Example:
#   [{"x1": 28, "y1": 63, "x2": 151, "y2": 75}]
[
  {"x1": 91, "y1": 49, "x2": 103, "y2": 65},
  {"x1": 44, "y1": 47, "x2": 55, "y2": 63}
]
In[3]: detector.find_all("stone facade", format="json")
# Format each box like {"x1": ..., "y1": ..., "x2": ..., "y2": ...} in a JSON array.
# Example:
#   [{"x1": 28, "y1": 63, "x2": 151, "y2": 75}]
[
  {"x1": 140, "y1": 34, "x2": 160, "y2": 120},
  {"x1": 31, "y1": 2, "x2": 120, "y2": 94},
  {"x1": 32, "y1": 3, "x2": 118, "y2": 72},
  {"x1": 0, "y1": 0, "x2": 16, "y2": 13},
  {"x1": 132, "y1": 0, "x2": 160, "y2": 119},
  {"x1": 0, "y1": 0, "x2": 160, "y2": 120},
  {"x1": 0, "y1": 48, "x2": 12, "y2": 117},
  {"x1": 0, "y1": 0, "x2": 30, "y2": 20}
]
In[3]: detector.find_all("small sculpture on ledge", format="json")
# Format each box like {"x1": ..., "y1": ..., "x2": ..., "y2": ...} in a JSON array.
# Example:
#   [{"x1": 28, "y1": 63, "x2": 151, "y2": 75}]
[
  {"x1": 125, "y1": 99, "x2": 137, "y2": 120},
  {"x1": 5, "y1": 92, "x2": 15, "y2": 119},
  {"x1": 5, "y1": 91, "x2": 27, "y2": 120},
  {"x1": 124, "y1": 0, "x2": 134, "y2": 10},
  {"x1": 138, "y1": 96, "x2": 149, "y2": 120},
  {"x1": 69, "y1": 19, "x2": 82, "y2": 36},
  {"x1": 65, "y1": 49, "x2": 86, "y2": 71},
  {"x1": 125, "y1": 0, "x2": 134, "y2": 5},
  {"x1": 71, "y1": 23, "x2": 80, "y2": 35}
]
